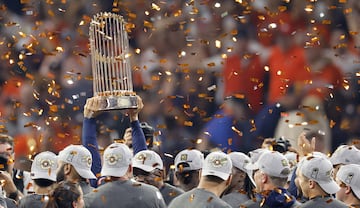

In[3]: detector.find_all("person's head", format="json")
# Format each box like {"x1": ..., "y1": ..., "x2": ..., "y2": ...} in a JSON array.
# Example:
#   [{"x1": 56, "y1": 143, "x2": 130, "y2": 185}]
[
  {"x1": 330, "y1": 145, "x2": 360, "y2": 177},
  {"x1": 226, "y1": 152, "x2": 255, "y2": 198},
  {"x1": 247, "y1": 151, "x2": 290, "y2": 193},
  {"x1": 101, "y1": 143, "x2": 133, "y2": 179},
  {"x1": 0, "y1": 134, "x2": 15, "y2": 174},
  {"x1": 200, "y1": 151, "x2": 232, "y2": 194},
  {"x1": 57, "y1": 145, "x2": 96, "y2": 183},
  {"x1": 132, "y1": 150, "x2": 164, "y2": 189},
  {"x1": 45, "y1": 181, "x2": 84, "y2": 208},
  {"x1": 174, "y1": 149, "x2": 204, "y2": 191},
  {"x1": 31, "y1": 151, "x2": 58, "y2": 189},
  {"x1": 336, "y1": 164, "x2": 360, "y2": 204},
  {"x1": 297, "y1": 155, "x2": 339, "y2": 198}
]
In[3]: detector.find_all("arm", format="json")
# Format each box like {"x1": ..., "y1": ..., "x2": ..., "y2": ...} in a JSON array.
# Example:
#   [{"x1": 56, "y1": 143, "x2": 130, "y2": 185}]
[
  {"x1": 82, "y1": 97, "x2": 102, "y2": 187},
  {"x1": 126, "y1": 95, "x2": 147, "y2": 154}
]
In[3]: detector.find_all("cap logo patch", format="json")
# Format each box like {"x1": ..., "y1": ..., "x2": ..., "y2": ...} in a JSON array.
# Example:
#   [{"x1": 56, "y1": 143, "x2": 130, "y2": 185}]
[
  {"x1": 180, "y1": 154, "x2": 188, "y2": 161},
  {"x1": 209, "y1": 156, "x2": 228, "y2": 168},
  {"x1": 39, "y1": 159, "x2": 53, "y2": 169},
  {"x1": 81, "y1": 156, "x2": 92, "y2": 168},
  {"x1": 66, "y1": 151, "x2": 77, "y2": 162},
  {"x1": 345, "y1": 172, "x2": 354, "y2": 184},
  {"x1": 136, "y1": 153, "x2": 151, "y2": 164},
  {"x1": 311, "y1": 168, "x2": 319, "y2": 179},
  {"x1": 105, "y1": 153, "x2": 122, "y2": 166},
  {"x1": 281, "y1": 159, "x2": 288, "y2": 167}
]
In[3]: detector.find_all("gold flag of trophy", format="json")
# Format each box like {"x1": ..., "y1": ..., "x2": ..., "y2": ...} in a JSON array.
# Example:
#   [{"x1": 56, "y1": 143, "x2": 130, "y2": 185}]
[{"x1": 89, "y1": 12, "x2": 137, "y2": 110}]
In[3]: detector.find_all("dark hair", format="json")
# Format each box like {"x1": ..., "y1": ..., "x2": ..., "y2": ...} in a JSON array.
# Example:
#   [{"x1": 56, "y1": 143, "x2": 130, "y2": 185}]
[
  {"x1": 204, "y1": 175, "x2": 225, "y2": 184},
  {"x1": 45, "y1": 181, "x2": 81, "y2": 208},
  {"x1": 175, "y1": 169, "x2": 199, "y2": 185},
  {"x1": 33, "y1": 179, "x2": 55, "y2": 188},
  {"x1": 0, "y1": 134, "x2": 14, "y2": 147}
]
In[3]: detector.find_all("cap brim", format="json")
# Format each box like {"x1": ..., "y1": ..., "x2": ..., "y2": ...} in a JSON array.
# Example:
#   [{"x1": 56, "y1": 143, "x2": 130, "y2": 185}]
[
  {"x1": 133, "y1": 164, "x2": 156, "y2": 172},
  {"x1": 201, "y1": 169, "x2": 230, "y2": 181},
  {"x1": 352, "y1": 186, "x2": 360, "y2": 199},
  {"x1": 31, "y1": 172, "x2": 57, "y2": 182},
  {"x1": 245, "y1": 162, "x2": 259, "y2": 171},
  {"x1": 76, "y1": 167, "x2": 96, "y2": 179},
  {"x1": 101, "y1": 166, "x2": 128, "y2": 177},
  {"x1": 329, "y1": 157, "x2": 340, "y2": 165},
  {"x1": 318, "y1": 180, "x2": 340, "y2": 194}
]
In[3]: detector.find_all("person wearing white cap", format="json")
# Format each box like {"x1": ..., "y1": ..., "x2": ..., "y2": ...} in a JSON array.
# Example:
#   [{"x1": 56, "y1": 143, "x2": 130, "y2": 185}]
[
  {"x1": 173, "y1": 149, "x2": 204, "y2": 191},
  {"x1": 221, "y1": 152, "x2": 255, "y2": 208},
  {"x1": 296, "y1": 155, "x2": 347, "y2": 208},
  {"x1": 241, "y1": 151, "x2": 300, "y2": 208},
  {"x1": 18, "y1": 151, "x2": 58, "y2": 208},
  {"x1": 330, "y1": 145, "x2": 360, "y2": 177},
  {"x1": 84, "y1": 143, "x2": 166, "y2": 208},
  {"x1": 169, "y1": 151, "x2": 233, "y2": 208},
  {"x1": 132, "y1": 150, "x2": 184, "y2": 205},
  {"x1": 336, "y1": 164, "x2": 360, "y2": 207},
  {"x1": 56, "y1": 144, "x2": 96, "y2": 195}
]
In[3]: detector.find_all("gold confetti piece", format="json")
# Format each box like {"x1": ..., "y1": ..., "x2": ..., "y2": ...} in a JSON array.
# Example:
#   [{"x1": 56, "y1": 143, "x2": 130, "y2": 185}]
[
  {"x1": 322, "y1": 20, "x2": 331, "y2": 25},
  {"x1": 228, "y1": 138, "x2": 233, "y2": 145},
  {"x1": 58, "y1": 8, "x2": 66, "y2": 12},
  {"x1": 278, "y1": 6, "x2": 287, "y2": 12},
  {"x1": 207, "y1": 62, "x2": 216, "y2": 67},
  {"x1": 184, "y1": 121, "x2": 193, "y2": 127},
  {"x1": 231, "y1": 126, "x2": 243, "y2": 136},
  {"x1": 189, "y1": 194, "x2": 195, "y2": 202}
]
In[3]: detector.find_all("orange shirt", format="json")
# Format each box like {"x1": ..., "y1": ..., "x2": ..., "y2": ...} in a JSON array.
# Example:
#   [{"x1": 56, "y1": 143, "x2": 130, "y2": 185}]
[
  {"x1": 267, "y1": 46, "x2": 311, "y2": 104},
  {"x1": 223, "y1": 54, "x2": 264, "y2": 113}
]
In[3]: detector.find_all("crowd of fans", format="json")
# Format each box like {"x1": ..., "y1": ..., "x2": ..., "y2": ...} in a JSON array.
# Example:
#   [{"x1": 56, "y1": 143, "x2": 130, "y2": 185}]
[{"x1": 0, "y1": 0, "x2": 359, "y2": 207}]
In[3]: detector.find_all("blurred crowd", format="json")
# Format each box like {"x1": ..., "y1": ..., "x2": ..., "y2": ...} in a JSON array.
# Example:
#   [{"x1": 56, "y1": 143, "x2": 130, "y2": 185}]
[{"x1": 0, "y1": 0, "x2": 359, "y2": 170}]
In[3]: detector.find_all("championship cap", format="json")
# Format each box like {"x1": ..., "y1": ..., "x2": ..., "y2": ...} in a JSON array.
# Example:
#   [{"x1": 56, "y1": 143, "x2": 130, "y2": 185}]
[
  {"x1": 133, "y1": 150, "x2": 163, "y2": 172},
  {"x1": 58, "y1": 145, "x2": 96, "y2": 179},
  {"x1": 101, "y1": 143, "x2": 133, "y2": 177},
  {"x1": 336, "y1": 164, "x2": 360, "y2": 199},
  {"x1": 174, "y1": 149, "x2": 204, "y2": 172},
  {"x1": 246, "y1": 151, "x2": 290, "y2": 178},
  {"x1": 329, "y1": 145, "x2": 360, "y2": 166},
  {"x1": 31, "y1": 151, "x2": 58, "y2": 181},
  {"x1": 300, "y1": 155, "x2": 339, "y2": 194},
  {"x1": 201, "y1": 151, "x2": 232, "y2": 181}
]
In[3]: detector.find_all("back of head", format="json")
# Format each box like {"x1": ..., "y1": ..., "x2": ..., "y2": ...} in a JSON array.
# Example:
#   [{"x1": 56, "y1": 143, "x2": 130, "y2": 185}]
[
  {"x1": 174, "y1": 149, "x2": 204, "y2": 173},
  {"x1": 45, "y1": 181, "x2": 81, "y2": 208},
  {"x1": 31, "y1": 151, "x2": 58, "y2": 187},
  {"x1": 31, "y1": 151, "x2": 58, "y2": 182},
  {"x1": 201, "y1": 151, "x2": 232, "y2": 182},
  {"x1": 58, "y1": 145, "x2": 96, "y2": 179},
  {"x1": 133, "y1": 150, "x2": 163, "y2": 172},
  {"x1": 101, "y1": 143, "x2": 133, "y2": 177}
]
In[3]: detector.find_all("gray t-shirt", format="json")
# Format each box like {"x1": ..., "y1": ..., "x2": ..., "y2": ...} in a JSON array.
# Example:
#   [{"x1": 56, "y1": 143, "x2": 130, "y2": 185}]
[
  {"x1": 160, "y1": 183, "x2": 184, "y2": 205},
  {"x1": 300, "y1": 196, "x2": 348, "y2": 208},
  {"x1": 84, "y1": 179, "x2": 166, "y2": 208},
  {"x1": 221, "y1": 191, "x2": 250, "y2": 208},
  {"x1": 18, "y1": 194, "x2": 49, "y2": 208},
  {"x1": 168, "y1": 188, "x2": 232, "y2": 208},
  {"x1": 79, "y1": 180, "x2": 94, "y2": 195}
]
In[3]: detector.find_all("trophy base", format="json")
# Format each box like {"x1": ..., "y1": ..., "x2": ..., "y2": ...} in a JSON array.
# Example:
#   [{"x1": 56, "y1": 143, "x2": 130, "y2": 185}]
[{"x1": 98, "y1": 95, "x2": 138, "y2": 111}]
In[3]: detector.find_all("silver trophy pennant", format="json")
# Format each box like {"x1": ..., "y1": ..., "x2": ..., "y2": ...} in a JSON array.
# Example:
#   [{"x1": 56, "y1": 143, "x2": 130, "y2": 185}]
[{"x1": 89, "y1": 12, "x2": 137, "y2": 110}]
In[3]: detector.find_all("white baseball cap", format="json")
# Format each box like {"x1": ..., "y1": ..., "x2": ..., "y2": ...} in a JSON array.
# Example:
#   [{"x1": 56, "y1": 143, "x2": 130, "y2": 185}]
[
  {"x1": 330, "y1": 145, "x2": 360, "y2": 166},
  {"x1": 248, "y1": 148, "x2": 271, "y2": 163},
  {"x1": 300, "y1": 156, "x2": 339, "y2": 194},
  {"x1": 31, "y1": 151, "x2": 58, "y2": 181},
  {"x1": 132, "y1": 150, "x2": 163, "y2": 172},
  {"x1": 201, "y1": 151, "x2": 232, "y2": 181},
  {"x1": 337, "y1": 164, "x2": 360, "y2": 199},
  {"x1": 101, "y1": 143, "x2": 133, "y2": 177},
  {"x1": 228, "y1": 152, "x2": 251, "y2": 173},
  {"x1": 174, "y1": 149, "x2": 204, "y2": 172},
  {"x1": 246, "y1": 151, "x2": 290, "y2": 178},
  {"x1": 58, "y1": 145, "x2": 96, "y2": 179}
]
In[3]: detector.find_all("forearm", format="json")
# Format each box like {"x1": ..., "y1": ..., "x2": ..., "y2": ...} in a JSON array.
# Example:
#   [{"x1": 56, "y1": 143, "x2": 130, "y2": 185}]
[{"x1": 131, "y1": 120, "x2": 147, "y2": 154}]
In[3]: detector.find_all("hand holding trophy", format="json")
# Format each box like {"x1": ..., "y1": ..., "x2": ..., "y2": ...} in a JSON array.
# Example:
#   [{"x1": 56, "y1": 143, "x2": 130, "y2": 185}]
[{"x1": 89, "y1": 12, "x2": 137, "y2": 111}]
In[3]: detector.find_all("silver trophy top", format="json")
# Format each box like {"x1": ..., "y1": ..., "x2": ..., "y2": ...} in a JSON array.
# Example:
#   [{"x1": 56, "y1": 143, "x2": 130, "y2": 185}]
[{"x1": 89, "y1": 12, "x2": 137, "y2": 110}]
